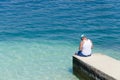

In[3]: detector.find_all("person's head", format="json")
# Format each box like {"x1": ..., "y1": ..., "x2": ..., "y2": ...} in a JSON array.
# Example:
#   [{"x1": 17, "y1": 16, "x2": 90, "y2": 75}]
[{"x1": 81, "y1": 34, "x2": 87, "y2": 40}]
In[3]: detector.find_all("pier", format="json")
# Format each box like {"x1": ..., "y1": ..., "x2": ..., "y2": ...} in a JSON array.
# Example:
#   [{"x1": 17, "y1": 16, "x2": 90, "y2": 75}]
[{"x1": 73, "y1": 53, "x2": 120, "y2": 80}]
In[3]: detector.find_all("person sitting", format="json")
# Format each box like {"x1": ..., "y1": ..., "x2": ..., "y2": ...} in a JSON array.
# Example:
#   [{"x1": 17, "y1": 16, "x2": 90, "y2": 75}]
[{"x1": 76, "y1": 34, "x2": 93, "y2": 57}]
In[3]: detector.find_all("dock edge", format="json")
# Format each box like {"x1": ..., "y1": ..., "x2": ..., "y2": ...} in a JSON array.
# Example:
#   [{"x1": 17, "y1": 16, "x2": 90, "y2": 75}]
[{"x1": 73, "y1": 55, "x2": 116, "y2": 80}]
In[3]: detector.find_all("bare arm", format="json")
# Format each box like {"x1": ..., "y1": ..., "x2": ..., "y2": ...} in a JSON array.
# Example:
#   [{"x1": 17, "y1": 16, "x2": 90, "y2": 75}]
[{"x1": 79, "y1": 41, "x2": 84, "y2": 51}]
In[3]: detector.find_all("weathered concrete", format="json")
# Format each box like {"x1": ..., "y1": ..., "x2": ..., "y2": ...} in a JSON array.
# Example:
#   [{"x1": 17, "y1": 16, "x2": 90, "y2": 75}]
[{"x1": 73, "y1": 53, "x2": 120, "y2": 80}]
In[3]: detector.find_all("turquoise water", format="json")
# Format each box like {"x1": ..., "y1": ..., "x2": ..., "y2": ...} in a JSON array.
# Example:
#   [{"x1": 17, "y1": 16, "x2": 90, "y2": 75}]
[{"x1": 0, "y1": 0, "x2": 120, "y2": 80}]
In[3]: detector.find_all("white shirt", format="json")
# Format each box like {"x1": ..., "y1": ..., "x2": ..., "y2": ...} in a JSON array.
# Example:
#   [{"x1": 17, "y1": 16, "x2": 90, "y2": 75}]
[{"x1": 82, "y1": 39, "x2": 92, "y2": 55}]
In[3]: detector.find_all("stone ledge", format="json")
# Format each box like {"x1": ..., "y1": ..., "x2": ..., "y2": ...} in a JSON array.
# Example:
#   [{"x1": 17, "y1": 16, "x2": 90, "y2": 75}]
[{"x1": 73, "y1": 53, "x2": 120, "y2": 80}]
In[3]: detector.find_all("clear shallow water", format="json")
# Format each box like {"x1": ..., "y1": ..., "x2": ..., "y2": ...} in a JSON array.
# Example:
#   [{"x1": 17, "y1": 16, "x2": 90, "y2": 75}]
[
  {"x1": 0, "y1": 0, "x2": 120, "y2": 80},
  {"x1": 0, "y1": 40, "x2": 77, "y2": 80}
]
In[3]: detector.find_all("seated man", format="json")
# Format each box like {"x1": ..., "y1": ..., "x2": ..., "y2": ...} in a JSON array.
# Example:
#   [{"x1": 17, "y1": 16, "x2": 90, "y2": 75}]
[{"x1": 76, "y1": 34, "x2": 93, "y2": 57}]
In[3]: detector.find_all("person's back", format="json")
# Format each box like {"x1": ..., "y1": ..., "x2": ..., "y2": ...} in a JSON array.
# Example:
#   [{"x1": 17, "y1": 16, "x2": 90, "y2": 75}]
[{"x1": 82, "y1": 39, "x2": 92, "y2": 56}]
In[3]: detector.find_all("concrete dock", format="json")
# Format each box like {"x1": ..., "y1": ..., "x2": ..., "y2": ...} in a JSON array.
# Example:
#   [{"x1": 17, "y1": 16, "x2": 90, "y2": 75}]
[{"x1": 73, "y1": 53, "x2": 120, "y2": 80}]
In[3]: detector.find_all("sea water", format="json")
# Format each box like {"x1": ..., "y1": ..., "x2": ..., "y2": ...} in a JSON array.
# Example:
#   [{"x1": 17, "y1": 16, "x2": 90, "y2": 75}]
[{"x1": 0, "y1": 0, "x2": 120, "y2": 80}]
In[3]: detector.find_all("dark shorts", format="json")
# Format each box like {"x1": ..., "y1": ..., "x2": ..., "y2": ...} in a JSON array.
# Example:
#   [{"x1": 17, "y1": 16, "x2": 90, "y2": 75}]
[{"x1": 77, "y1": 51, "x2": 91, "y2": 57}]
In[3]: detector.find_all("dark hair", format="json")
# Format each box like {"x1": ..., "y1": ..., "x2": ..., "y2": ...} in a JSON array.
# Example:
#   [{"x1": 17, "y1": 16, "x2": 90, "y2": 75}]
[{"x1": 81, "y1": 37, "x2": 83, "y2": 40}]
